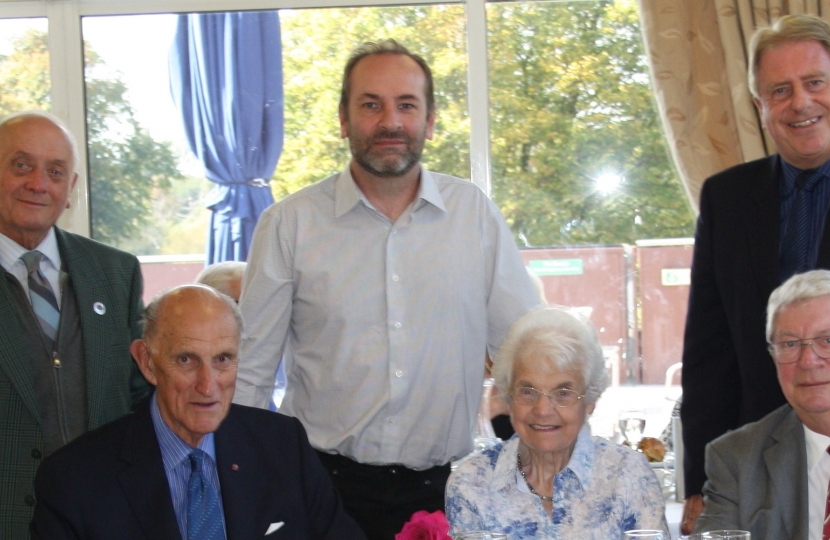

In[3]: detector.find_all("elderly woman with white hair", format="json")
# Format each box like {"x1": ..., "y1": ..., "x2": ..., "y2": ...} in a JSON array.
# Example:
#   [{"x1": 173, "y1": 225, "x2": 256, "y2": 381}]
[{"x1": 446, "y1": 307, "x2": 668, "y2": 538}]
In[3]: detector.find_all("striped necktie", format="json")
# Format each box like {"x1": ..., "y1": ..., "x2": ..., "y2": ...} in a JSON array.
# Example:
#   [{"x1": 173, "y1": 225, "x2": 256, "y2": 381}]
[
  {"x1": 20, "y1": 250, "x2": 60, "y2": 350},
  {"x1": 781, "y1": 169, "x2": 825, "y2": 283},
  {"x1": 186, "y1": 449, "x2": 225, "y2": 540}
]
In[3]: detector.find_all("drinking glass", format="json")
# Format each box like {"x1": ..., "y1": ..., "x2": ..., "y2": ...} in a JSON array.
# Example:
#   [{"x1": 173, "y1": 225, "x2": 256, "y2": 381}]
[
  {"x1": 619, "y1": 410, "x2": 647, "y2": 445},
  {"x1": 455, "y1": 532, "x2": 508, "y2": 540},
  {"x1": 702, "y1": 531, "x2": 750, "y2": 539},
  {"x1": 622, "y1": 530, "x2": 664, "y2": 539}
]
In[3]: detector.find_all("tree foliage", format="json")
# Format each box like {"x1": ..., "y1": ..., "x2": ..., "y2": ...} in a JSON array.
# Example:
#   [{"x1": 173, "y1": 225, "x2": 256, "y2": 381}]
[
  {"x1": 278, "y1": 1, "x2": 693, "y2": 246},
  {"x1": 1, "y1": 2, "x2": 694, "y2": 253},
  {"x1": 277, "y1": 5, "x2": 470, "y2": 199},
  {"x1": 0, "y1": 29, "x2": 182, "y2": 253},
  {"x1": 487, "y1": 0, "x2": 694, "y2": 245}
]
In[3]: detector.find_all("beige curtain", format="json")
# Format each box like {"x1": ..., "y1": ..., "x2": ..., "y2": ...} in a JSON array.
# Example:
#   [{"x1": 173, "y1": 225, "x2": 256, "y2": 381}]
[{"x1": 638, "y1": 0, "x2": 830, "y2": 211}]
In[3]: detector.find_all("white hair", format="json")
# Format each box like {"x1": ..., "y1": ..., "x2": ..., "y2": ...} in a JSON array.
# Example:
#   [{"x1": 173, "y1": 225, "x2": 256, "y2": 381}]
[
  {"x1": 766, "y1": 270, "x2": 830, "y2": 342},
  {"x1": 492, "y1": 306, "x2": 610, "y2": 404},
  {"x1": 194, "y1": 261, "x2": 247, "y2": 299}
]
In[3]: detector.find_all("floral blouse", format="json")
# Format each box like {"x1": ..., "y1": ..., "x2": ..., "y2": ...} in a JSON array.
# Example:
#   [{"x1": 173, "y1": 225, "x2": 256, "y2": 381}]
[{"x1": 445, "y1": 426, "x2": 669, "y2": 539}]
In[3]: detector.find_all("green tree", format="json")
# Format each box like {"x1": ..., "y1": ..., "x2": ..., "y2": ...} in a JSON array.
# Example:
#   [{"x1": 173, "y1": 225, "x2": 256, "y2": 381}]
[
  {"x1": 277, "y1": 2, "x2": 693, "y2": 246},
  {"x1": 276, "y1": 5, "x2": 469, "y2": 200},
  {"x1": 488, "y1": 0, "x2": 695, "y2": 245},
  {"x1": 0, "y1": 29, "x2": 183, "y2": 253}
]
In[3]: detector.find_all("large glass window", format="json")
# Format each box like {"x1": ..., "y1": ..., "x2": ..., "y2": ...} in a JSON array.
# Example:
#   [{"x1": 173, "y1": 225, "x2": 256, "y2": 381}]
[
  {"x1": 0, "y1": 18, "x2": 49, "y2": 115},
  {"x1": 81, "y1": 6, "x2": 468, "y2": 300},
  {"x1": 11, "y1": 1, "x2": 694, "y2": 469},
  {"x1": 486, "y1": 0, "x2": 691, "y2": 440}
]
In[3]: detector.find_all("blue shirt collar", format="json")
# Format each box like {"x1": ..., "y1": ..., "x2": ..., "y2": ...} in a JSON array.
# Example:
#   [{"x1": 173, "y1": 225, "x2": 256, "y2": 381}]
[
  {"x1": 150, "y1": 391, "x2": 216, "y2": 473},
  {"x1": 495, "y1": 424, "x2": 595, "y2": 493},
  {"x1": 0, "y1": 226, "x2": 60, "y2": 274},
  {"x1": 779, "y1": 159, "x2": 830, "y2": 196}
]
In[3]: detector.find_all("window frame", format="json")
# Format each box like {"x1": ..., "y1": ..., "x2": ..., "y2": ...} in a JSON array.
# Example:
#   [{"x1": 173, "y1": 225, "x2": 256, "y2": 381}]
[{"x1": 0, "y1": 0, "x2": 491, "y2": 237}]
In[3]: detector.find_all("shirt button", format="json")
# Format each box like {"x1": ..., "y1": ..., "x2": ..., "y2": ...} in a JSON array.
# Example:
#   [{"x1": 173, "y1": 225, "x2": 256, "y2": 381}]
[
  {"x1": 392, "y1": 274, "x2": 400, "y2": 282},
  {"x1": 393, "y1": 322, "x2": 402, "y2": 329},
  {"x1": 53, "y1": 358, "x2": 61, "y2": 367},
  {"x1": 388, "y1": 417, "x2": 395, "y2": 424},
  {"x1": 395, "y1": 370, "x2": 403, "y2": 378},
  {"x1": 31, "y1": 449, "x2": 42, "y2": 459},
  {"x1": 24, "y1": 494, "x2": 36, "y2": 506}
]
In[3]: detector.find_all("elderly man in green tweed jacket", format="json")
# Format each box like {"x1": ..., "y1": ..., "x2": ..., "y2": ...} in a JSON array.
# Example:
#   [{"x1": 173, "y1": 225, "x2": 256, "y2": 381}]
[{"x1": 0, "y1": 111, "x2": 151, "y2": 538}]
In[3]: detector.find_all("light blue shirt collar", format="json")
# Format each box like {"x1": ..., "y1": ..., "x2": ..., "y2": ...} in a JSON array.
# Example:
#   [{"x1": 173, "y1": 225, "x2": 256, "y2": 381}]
[
  {"x1": 150, "y1": 391, "x2": 217, "y2": 472},
  {"x1": 497, "y1": 424, "x2": 595, "y2": 494},
  {"x1": 0, "y1": 226, "x2": 60, "y2": 274},
  {"x1": 0, "y1": 227, "x2": 62, "y2": 302},
  {"x1": 334, "y1": 163, "x2": 447, "y2": 218}
]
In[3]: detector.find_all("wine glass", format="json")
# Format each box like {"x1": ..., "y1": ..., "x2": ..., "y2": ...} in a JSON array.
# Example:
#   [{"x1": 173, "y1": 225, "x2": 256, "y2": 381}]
[
  {"x1": 622, "y1": 530, "x2": 664, "y2": 539},
  {"x1": 619, "y1": 410, "x2": 646, "y2": 445}
]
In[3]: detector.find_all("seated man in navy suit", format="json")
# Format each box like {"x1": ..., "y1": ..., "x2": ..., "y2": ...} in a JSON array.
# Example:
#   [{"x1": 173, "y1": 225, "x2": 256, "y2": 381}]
[{"x1": 31, "y1": 284, "x2": 364, "y2": 540}]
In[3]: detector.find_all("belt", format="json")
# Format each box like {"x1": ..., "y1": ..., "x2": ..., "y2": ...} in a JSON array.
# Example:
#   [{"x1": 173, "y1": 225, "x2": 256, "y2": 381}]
[{"x1": 315, "y1": 451, "x2": 451, "y2": 481}]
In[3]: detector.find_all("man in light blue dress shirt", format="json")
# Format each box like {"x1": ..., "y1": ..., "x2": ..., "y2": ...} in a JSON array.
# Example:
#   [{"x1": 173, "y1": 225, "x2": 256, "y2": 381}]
[{"x1": 236, "y1": 39, "x2": 539, "y2": 539}]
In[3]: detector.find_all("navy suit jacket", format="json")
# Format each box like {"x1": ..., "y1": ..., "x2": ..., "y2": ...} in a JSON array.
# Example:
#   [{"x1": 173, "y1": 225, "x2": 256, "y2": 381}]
[
  {"x1": 31, "y1": 400, "x2": 366, "y2": 540},
  {"x1": 680, "y1": 154, "x2": 830, "y2": 496}
]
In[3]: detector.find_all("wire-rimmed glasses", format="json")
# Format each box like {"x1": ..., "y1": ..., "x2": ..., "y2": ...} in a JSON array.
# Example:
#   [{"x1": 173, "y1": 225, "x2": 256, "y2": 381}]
[
  {"x1": 509, "y1": 386, "x2": 586, "y2": 407},
  {"x1": 767, "y1": 335, "x2": 830, "y2": 364}
]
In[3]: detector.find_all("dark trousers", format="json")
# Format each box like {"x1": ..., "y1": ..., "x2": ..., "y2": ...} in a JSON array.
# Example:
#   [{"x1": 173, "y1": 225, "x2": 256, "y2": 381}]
[{"x1": 315, "y1": 451, "x2": 450, "y2": 540}]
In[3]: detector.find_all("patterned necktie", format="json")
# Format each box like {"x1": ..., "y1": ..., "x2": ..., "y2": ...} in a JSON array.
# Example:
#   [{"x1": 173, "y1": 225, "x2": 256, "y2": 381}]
[
  {"x1": 186, "y1": 449, "x2": 225, "y2": 540},
  {"x1": 780, "y1": 169, "x2": 825, "y2": 283},
  {"x1": 20, "y1": 250, "x2": 60, "y2": 350}
]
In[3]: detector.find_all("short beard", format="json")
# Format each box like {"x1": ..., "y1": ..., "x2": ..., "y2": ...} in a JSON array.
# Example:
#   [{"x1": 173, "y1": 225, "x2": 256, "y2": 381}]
[{"x1": 350, "y1": 129, "x2": 424, "y2": 178}]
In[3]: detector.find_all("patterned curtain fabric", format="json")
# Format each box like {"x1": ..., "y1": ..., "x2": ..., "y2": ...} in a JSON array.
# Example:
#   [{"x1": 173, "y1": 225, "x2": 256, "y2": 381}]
[{"x1": 638, "y1": 0, "x2": 830, "y2": 211}]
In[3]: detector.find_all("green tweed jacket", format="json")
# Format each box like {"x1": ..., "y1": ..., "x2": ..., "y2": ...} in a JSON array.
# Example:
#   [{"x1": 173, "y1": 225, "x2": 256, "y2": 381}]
[{"x1": 0, "y1": 227, "x2": 152, "y2": 539}]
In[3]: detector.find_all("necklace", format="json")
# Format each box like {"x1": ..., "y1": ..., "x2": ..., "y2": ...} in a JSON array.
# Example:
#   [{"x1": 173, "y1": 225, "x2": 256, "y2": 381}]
[{"x1": 516, "y1": 453, "x2": 553, "y2": 502}]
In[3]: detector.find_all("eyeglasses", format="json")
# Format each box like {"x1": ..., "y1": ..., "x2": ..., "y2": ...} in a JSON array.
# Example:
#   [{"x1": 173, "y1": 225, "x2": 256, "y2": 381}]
[
  {"x1": 509, "y1": 386, "x2": 585, "y2": 407},
  {"x1": 768, "y1": 335, "x2": 830, "y2": 364}
]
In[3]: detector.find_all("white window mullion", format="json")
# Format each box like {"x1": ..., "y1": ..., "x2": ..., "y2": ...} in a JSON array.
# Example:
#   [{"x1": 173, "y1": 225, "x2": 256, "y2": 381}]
[
  {"x1": 465, "y1": 0, "x2": 491, "y2": 195},
  {"x1": 49, "y1": 1, "x2": 90, "y2": 237}
]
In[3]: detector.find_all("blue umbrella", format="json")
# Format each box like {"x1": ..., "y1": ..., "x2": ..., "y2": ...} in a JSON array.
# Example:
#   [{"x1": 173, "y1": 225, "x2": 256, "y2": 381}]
[{"x1": 169, "y1": 10, "x2": 283, "y2": 262}]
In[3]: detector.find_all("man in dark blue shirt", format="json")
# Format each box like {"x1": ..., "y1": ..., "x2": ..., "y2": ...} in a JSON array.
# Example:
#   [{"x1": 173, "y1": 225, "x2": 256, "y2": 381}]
[{"x1": 681, "y1": 13, "x2": 830, "y2": 533}]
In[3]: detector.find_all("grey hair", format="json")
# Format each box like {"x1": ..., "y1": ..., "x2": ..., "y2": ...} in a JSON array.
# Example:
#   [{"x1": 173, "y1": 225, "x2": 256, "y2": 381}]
[
  {"x1": 0, "y1": 110, "x2": 79, "y2": 170},
  {"x1": 492, "y1": 306, "x2": 610, "y2": 404},
  {"x1": 339, "y1": 39, "x2": 435, "y2": 118},
  {"x1": 142, "y1": 284, "x2": 243, "y2": 342},
  {"x1": 749, "y1": 14, "x2": 830, "y2": 99},
  {"x1": 194, "y1": 261, "x2": 246, "y2": 299},
  {"x1": 766, "y1": 270, "x2": 830, "y2": 342}
]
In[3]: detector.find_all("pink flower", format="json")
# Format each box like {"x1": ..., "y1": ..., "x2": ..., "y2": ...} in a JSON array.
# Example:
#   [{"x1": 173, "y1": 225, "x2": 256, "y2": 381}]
[{"x1": 395, "y1": 510, "x2": 452, "y2": 540}]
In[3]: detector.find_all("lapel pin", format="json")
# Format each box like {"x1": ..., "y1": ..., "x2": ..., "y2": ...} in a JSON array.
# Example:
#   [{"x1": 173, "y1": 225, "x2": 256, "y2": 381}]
[
  {"x1": 93, "y1": 302, "x2": 106, "y2": 315},
  {"x1": 231, "y1": 463, "x2": 239, "y2": 471}
]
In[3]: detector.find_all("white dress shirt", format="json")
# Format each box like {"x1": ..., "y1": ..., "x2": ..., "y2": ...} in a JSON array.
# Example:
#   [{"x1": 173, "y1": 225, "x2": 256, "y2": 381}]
[
  {"x1": 0, "y1": 228, "x2": 63, "y2": 304},
  {"x1": 236, "y1": 164, "x2": 539, "y2": 469},
  {"x1": 805, "y1": 423, "x2": 830, "y2": 540}
]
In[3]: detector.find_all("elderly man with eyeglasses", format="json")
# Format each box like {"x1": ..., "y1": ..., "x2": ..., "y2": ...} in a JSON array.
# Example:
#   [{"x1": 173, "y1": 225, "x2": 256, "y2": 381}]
[{"x1": 694, "y1": 269, "x2": 830, "y2": 539}]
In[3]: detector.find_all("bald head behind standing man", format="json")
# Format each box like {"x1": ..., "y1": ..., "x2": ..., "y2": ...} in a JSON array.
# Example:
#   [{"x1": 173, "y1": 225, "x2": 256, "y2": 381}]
[{"x1": 0, "y1": 111, "x2": 151, "y2": 538}]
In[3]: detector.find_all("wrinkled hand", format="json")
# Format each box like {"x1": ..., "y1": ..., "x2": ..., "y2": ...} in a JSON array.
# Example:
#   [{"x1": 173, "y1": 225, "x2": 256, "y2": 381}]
[{"x1": 680, "y1": 494, "x2": 704, "y2": 534}]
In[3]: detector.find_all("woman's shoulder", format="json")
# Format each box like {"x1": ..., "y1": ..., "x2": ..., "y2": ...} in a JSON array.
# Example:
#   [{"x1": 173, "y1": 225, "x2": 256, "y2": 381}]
[
  {"x1": 452, "y1": 440, "x2": 508, "y2": 474},
  {"x1": 590, "y1": 436, "x2": 652, "y2": 470}
]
